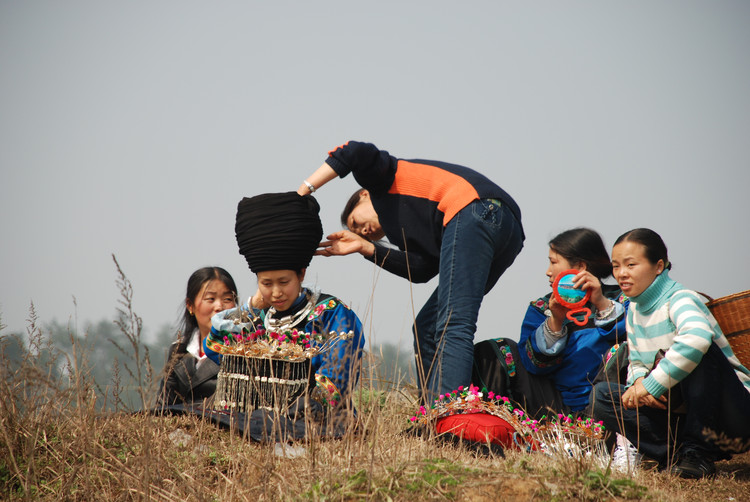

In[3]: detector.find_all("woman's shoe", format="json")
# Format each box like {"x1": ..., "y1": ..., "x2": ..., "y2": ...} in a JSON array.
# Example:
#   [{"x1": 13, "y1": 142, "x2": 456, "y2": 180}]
[{"x1": 670, "y1": 450, "x2": 716, "y2": 479}]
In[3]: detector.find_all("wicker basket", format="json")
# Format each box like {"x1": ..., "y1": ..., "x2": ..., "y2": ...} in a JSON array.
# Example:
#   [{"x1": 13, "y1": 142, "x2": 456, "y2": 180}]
[
  {"x1": 702, "y1": 290, "x2": 750, "y2": 369},
  {"x1": 214, "y1": 355, "x2": 313, "y2": 413}
]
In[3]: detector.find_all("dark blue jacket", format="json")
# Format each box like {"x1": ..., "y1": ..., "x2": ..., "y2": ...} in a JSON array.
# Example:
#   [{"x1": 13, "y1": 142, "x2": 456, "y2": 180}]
[
  {"x1": 326, "y1": 141, "x2": 523, "y2": 282},
  {"x1": 518, "y1": 285, "x2": 628, "y2": 411}
]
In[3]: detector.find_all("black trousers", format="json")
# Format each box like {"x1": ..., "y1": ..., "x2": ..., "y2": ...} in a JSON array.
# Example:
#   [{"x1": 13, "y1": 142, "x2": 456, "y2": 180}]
[{"x1": 473, "y1": 338, "x2": 565, "y2": 419}]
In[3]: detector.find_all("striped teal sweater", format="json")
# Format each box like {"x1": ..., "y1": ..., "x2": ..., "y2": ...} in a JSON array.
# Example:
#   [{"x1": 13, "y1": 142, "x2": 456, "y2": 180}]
[{"x1": 626, "y1": 271, "x2": 750, "y2": 398}]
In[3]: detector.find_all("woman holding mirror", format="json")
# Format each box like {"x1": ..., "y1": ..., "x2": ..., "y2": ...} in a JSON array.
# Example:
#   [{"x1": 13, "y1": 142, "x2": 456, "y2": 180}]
[{"x1": 473, "y1": 228, "x2": 628, "y2": 417}]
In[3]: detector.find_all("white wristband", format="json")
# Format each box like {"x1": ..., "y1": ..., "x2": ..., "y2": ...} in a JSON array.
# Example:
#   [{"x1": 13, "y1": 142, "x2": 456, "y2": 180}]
[{"x1": 303, "y1": 180, "x2": 316, "y2": 193}]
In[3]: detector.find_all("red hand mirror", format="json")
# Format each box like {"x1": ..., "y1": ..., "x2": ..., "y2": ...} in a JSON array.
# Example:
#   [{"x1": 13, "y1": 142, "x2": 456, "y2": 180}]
[{"x1": 552, "y1": 269, "x2": 592, "y2": 326}]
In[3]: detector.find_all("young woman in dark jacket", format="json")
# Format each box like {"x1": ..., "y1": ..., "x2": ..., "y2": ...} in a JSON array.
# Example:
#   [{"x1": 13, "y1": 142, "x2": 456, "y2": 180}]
[{"x1": 155, "y1": 266, "x2": 237, "y2": 407}]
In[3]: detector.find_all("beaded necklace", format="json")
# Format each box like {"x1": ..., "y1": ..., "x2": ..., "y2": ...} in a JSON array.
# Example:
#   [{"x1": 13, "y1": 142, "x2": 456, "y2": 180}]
[{"x1": 263, "y1": 290, "x2": 319, "y2": 332}]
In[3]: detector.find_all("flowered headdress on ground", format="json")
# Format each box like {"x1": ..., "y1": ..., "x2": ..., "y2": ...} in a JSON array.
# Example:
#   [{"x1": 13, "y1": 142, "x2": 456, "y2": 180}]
[
  {"x1": 410, "y1": 385, "x2": 524, "y2": 428},
  {"x1": 410, "y1": 385, "x2": 606, "y2": 456}
]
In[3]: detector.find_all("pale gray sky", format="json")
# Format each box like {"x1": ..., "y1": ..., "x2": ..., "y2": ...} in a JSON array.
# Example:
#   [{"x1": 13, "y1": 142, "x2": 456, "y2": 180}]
[{"x1": 1, "y1": 1, "x2": 748, "y2": 350}]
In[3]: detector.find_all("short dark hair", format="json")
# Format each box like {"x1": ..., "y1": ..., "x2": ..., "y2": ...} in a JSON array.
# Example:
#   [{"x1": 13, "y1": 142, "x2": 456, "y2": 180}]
[
  {"x1": 340, "y1": 188, "x2": 367, "y2": 228},
  {"x1": 614, "y1": 228, "x2": 671, "y2": 270},
  {"x1": 549, "y1": 227, "x2": 612, "y2": 279}
]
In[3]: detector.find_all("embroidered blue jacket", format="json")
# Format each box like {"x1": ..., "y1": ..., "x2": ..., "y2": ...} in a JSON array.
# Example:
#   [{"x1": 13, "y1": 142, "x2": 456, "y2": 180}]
[
  {"x1": 518, "y1": 285, "x2": 628, "y2": 411},
  {"x1": 205, "y1": 290, "x2": 365, "y2": 399}
]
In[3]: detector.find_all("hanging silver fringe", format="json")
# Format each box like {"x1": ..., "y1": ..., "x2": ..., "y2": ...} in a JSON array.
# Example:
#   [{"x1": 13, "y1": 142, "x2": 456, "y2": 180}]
[
  {"x1": 213, "y1": 330, "x2": 353, "y2": 413},
  {"x1": 215, "y1": 354, "x2": 312, "y2": 413}
]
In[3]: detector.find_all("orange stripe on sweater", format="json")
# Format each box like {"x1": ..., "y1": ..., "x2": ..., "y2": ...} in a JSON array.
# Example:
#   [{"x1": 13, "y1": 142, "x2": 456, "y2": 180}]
[
  {"x1": 389, "y1": 160, "x2": 479, "y2": 225},
  {"x1": 328, "y1": 141, "x2": 351, "y2": 157}
]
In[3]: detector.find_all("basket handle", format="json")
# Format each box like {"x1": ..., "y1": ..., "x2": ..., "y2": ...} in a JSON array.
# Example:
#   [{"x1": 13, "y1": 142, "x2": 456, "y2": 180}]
[{"x1": 697, "y1": 291, "x2": 714, "y2": 303}]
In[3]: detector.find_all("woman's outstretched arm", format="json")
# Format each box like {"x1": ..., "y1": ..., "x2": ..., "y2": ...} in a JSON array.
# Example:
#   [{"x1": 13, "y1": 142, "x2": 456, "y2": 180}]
[{"x1": 297, "y1": 163, "x2": 338, "y2": 195}]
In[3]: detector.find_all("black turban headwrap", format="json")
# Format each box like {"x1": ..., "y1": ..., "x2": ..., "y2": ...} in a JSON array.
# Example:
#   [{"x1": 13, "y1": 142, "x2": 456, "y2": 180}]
[{"x1": 235, "y1": 192, "x2": 324, "y2": 273}]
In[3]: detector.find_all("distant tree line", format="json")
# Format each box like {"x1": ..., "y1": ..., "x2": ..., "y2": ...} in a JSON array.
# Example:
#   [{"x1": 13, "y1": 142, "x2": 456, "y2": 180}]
[
  {"x1": 1, "y1": 310, "x2": 171, "y2": 412},
  {"x1": 1, "y1": 256, "x2": 417, "y2": 415},
  {"x1": 1, "y1": 313, "x2": 416, "y2": 412}
]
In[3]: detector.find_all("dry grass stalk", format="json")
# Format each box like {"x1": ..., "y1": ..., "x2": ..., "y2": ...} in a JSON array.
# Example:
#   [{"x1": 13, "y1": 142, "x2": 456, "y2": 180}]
[{"x1": 1, "y1": 267, "x2": 749, "y2": 501}]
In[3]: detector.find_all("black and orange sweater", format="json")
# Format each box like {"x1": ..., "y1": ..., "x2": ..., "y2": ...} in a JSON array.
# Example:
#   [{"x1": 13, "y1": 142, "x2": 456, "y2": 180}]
[{"x1": 326, "y1": 141, "x2": 523, "y2": 283}]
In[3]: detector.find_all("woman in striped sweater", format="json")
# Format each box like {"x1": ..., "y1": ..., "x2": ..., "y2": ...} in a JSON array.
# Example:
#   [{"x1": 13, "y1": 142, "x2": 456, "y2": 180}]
[{"x1": 591, "y1": 228, "x2": 750, "y2": 479}]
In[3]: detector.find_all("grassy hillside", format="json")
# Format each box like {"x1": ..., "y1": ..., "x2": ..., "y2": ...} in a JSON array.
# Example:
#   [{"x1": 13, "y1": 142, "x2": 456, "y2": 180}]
[
  {"x1": 2, "y1": 331, "x2": 749, "y2": 501},
  {"x1": 2, "y1": 263, "x2": 748, "y2": 501}
]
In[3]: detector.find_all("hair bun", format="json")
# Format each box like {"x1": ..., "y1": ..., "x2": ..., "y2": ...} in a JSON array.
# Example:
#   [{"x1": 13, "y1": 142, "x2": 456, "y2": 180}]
[{"x1": 235, "y1": 192, "x2": 323, "y2": 273}]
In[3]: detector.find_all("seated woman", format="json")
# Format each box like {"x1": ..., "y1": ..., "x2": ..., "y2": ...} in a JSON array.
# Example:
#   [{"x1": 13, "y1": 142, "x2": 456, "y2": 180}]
[
  {"x1": 204, "y1": 192, "x2": 366, "y2": 441},
  {"x1": 592, "y1": 228, "x2": 750, "y2": 479},
  {"x1": 473, "y1": 228, "x2": 628, "y2": 418},
  {"x1": 155, "y1": 266, "x2": 238, "y2": 408}
]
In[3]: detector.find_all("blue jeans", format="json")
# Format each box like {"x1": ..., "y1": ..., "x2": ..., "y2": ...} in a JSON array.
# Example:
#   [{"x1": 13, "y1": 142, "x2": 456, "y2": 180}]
[
  {"x1": 413, "y1": 198, "x2": 524, "y2": 401},
  {"x1": 591, "y1": 343, "x2": 750, "y2": 465}
]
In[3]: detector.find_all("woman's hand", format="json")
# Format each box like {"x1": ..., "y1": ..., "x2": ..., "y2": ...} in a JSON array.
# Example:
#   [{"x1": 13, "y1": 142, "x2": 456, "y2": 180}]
[
  {"x1": 316, "y1": 230, "x2": 375, "y2": 257},
  {"x1": 621, "y1": 377, "x2": 667, "y2": 410},
  {"x1": 547, "y1": 295, "x2": 568, "y2": 332},
  {"x1": 573, "y1": 270, "x2": 610, "y2": 312},
  {"x1": 250, "y1": 289, "x2": 270, "y2": 310}
]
